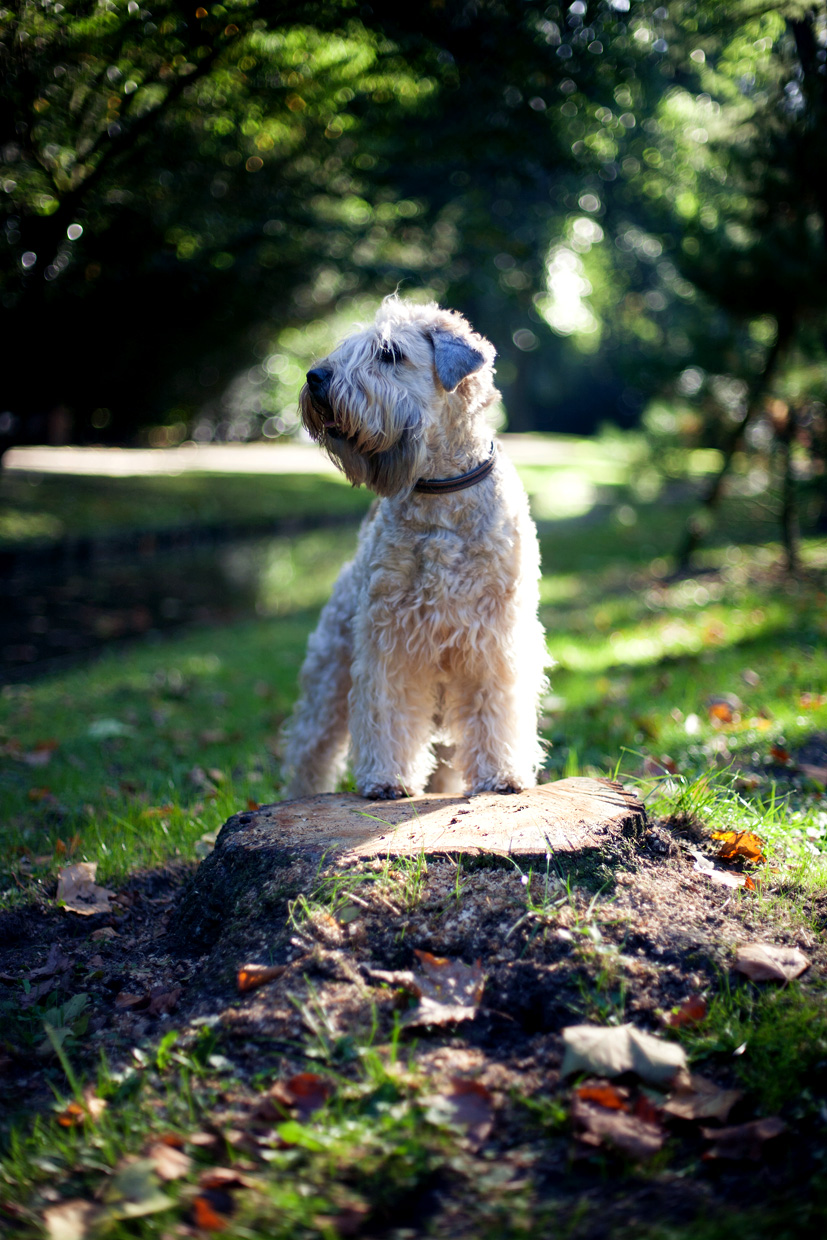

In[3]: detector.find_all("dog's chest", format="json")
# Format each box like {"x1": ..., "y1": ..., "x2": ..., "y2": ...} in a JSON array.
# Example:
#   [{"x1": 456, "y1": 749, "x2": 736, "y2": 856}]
[{"x1": 365, "y1": 512, "x2": 520, "y2": 612}]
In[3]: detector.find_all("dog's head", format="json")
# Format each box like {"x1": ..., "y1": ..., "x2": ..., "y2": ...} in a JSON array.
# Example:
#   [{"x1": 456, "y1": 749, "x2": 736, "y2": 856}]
[{"x1": 299, "y1": 298, "x2": 497, "y2": 497}]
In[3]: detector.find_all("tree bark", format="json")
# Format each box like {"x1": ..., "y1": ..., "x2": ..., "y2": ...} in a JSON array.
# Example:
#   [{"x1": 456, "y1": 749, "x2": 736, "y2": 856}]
[{"x1": 674, "y1": 315, "x2": 795, "y2": 572}]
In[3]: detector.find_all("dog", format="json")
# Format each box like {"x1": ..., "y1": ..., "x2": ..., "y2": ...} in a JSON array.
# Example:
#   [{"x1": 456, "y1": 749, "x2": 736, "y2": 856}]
[{"x1": 281, "y1": 296, "x2": 548, "y2": 800}]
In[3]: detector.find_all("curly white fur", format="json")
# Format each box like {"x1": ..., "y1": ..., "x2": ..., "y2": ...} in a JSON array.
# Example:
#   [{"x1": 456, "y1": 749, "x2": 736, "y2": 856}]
[{"x1": 282, "y1": 297, "x2": 549, "y2": 800}]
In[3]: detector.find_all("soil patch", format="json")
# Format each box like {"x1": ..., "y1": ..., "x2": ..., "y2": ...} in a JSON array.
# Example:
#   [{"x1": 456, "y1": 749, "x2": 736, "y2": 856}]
[{"x1": 1, "y1": 811, "x2": 825, "y2": 1236}]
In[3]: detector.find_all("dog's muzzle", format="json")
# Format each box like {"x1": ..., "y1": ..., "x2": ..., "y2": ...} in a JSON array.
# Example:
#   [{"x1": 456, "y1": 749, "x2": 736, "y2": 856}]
[{"x1": 305, "y1": 367, "x2": 347, "y2": 438}]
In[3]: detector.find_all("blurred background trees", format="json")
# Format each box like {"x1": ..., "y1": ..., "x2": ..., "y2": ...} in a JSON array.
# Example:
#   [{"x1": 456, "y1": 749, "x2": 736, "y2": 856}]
[{"x1": 2, "y1": 0, "x2": 827, "y2": 555}]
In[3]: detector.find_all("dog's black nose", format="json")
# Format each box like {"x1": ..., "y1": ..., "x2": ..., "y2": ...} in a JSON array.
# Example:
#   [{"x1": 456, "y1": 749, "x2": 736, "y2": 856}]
[{"x1": 306, "y1": 367, "x2": 332, "y2": 399}]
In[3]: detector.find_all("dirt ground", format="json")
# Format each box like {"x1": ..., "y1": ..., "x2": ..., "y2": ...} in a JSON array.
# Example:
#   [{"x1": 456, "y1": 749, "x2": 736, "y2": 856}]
[{"x1": 1, "y1": 809, "x2": 825, "y2": 1236}]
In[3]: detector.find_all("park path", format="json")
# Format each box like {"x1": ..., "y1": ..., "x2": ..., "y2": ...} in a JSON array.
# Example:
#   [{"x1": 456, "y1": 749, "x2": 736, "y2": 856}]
[{"x1": 4, "y1": 433, "x2": 581, "y2": 477}]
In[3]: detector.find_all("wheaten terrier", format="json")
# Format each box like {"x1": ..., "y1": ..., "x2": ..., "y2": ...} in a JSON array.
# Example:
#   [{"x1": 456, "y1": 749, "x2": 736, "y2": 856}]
[{"x1": 282, "y1": 297, "x2": 548, "y2": 800}]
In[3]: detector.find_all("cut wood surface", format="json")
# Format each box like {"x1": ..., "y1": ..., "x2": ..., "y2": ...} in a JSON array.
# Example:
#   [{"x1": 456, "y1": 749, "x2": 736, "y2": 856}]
[{"x1": 217, "y1": 778, "x2": 646, "y2": 862}]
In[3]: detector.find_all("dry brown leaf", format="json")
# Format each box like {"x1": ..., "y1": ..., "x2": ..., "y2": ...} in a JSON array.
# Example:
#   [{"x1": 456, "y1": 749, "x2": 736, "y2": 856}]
[
  {"x1": 571, "y1": 1096, "x2": 665, "y2": 1160},
  {"x1": 561, "y1": 1024, "x2": 688, "y2": 1086},
  {"x1": 28, "y1": 943, "x2": 72, "y2": 982},
  {"x1": 664, "y1": 996, "x2": 708, "y2": 1029},
  {"x1": 237, "y1": 963, "x2": 288, "y2": 993},
  {"x1": 56, "y1": 1092, "x2": 107, "y2": 1128},
  {"x1": 22, "y1": 739, "x2": 59, "y2": 767},
  {"x1": 423, "y1": 1078, "x2": 495, "y2": 1150},
  {"x1": 43, "y1": 1199, "x2": 102, "y2": 1240},
  {"x1": 712, "y1": 830, "x2": 766, "y2": 864},
  {"x1": 270, "y1": 1072, "x2": 333, "y2": 1121},
  {"x1": 734, "y1": 943, "x2": 810, "y2": 983},
  {"x1": 663, "y1": 1074, "x2": 743, "y2": 1123},
  {"x1": 115, "y1": 992, "x2": 148, "y2": 1011},
  {"x1": 147, "y1": 986, "x2": 181, "y2": 1017},
  {"x1": 701, "y1": 1116, "x2": 787, "y2": 1161},
  {"x1": 313, "y1": 1204, "x2": 370, "y2": 1236},
  {"x1": 146, "y1": 1141, "x2": 192, "y2": 1181},
  {"x1": 56, "y1": 863, "x2": 115, "y2": 916},
  {"x1": 402, "y1": 950, "x2": 485, "y2": 1028},
  {"x1": 688, "y1": 849, "x2": 751, "y2": 889},
  {"x1": 199, "y1": 1167, "x2": 261, "y2": 1191},
  {"x1": 799, "y1": 763, "x2": 827, "y2": 784}
]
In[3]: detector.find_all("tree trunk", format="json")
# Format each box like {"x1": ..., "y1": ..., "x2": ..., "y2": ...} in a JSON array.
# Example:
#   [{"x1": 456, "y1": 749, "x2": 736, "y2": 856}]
[
  {"x1": 778, "y1": 405, "x2": 801, "y2": 574},
  {"x1": 674, "y1": 315, "x2": 795, "y2": 572}
]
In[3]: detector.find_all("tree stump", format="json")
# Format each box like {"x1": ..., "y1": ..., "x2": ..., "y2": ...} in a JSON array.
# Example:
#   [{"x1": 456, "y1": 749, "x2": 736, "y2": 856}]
[{"x1": 172, "y1": 779, "x2": 646, "y2": 951}]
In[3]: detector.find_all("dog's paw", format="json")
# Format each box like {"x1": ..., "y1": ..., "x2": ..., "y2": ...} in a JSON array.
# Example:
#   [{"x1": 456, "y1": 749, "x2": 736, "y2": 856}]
[
  {"x1": 362, "y1": 782, "x2": 409, "y2": 800},
  {"x1": 471, "y1": 777, "x2": 524, "y2": 795}
]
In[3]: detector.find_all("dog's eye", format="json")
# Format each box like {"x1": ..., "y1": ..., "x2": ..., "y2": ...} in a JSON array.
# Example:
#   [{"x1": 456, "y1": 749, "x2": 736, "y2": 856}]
[{"x1": 378, "y1": 343, "x2": 403, "y2": 365}]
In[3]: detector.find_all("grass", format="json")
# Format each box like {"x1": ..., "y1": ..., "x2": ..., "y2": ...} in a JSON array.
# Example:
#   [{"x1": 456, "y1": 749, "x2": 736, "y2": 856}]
[
  {"x1": 2, "y1": 445, "x2": 827, "y2": 1238},
  {"x1": 0, "y1": 468, "x2": 373, "y2": 545}
]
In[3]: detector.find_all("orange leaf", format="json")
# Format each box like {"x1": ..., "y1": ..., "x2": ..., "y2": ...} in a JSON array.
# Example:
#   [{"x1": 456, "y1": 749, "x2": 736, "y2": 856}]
[
  {"x1": 712, "y1": 830, "x2": 765, "y2": 864},
  {"x1": 574, "y1": 1083, "x2": 629, "y2": 1111},
  {"x1": 246, "y1": 799, "x2": 260, "y2": 812},
  {"x1": 237, "y1": 963, "x2": 287, "y2": 993},
  {"x1": 192, "y1": 1193, "x2": 231, "y2": 1231},
  {"x1": 708, "y1": 702, "x2": 733, "y2": 723},
  {"x1": 664, "y1": 995, "x2": 708, "y2": 1028}
]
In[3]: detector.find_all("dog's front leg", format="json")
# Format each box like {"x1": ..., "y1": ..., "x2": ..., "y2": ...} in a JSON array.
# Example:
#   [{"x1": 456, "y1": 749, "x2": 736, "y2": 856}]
[
  {"x1": 446, "y1": 654, "x2": 546, "y2": 796},
  {"x1": 349, "y1": 618, "x2": 436, "y2": 799}
]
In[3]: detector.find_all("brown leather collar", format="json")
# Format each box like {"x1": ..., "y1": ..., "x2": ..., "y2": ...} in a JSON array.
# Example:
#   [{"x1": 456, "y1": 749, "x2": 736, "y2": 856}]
[{"x1": 413, "y1": 443, "x2": 497, "y2": 495}]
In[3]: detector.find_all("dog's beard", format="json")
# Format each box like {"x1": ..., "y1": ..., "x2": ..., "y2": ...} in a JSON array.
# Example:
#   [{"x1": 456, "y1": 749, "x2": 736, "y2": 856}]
[{"x1": 299, "y1": 384, "x2": 425, "y2": 498}]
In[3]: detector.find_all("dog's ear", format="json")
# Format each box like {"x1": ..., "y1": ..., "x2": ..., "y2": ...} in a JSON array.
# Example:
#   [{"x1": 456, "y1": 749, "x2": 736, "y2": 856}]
[{"x1": 430, "y1": 329, "x2": 487, "y2": 392}]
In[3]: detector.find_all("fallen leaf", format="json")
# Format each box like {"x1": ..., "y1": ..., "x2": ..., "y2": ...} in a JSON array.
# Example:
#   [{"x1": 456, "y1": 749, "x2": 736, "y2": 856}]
[
  {"x1": 574, "y1": 1082, "x2": 629, "y2": 1111},
  {"x1": 237, "y1": 963, "x2": 288, "y2": 993},
  {"x1": 799, "y1": 763, "x2": 827, "y2": 785},
  {"x1": 43, "y1": 1200, "x2": 103, "y2": 1240},
  {"x1": 199, "y1": 1167, "x2": 261, "y2": 1191},
  {"x1": 102, "y1": 1159, "x2": 174, "y2": 1219},
  {"x1": 22, "y1": 739, "x2": 59, "y2": 767},
  {"x1": 90, "y1": 926, "x2": 118, "y2": 941},
  {"x1": 664, "y1": 996, "x2": 708, "y2": 1029},
  {"x1": 28, "y1": 786, "x2": 54, "y2": 802},
  {"x1": 561, "y1": 1024, "x2": 688, "y2": 1086},
  {"x1": 642, "y1": 755, "x2": 679, "y2": 777},
  {"x1": 687, "y1": 848, "x2": 750, "y2": 889},
  {"x1": 701, "y1": 1116, "x2": 787, "y2": 1161},
  {"x1": 423, "y1": 1079, "x2": 495, "y2": 1149},
  {"x1": 402, "y1": 950, "x2": 485, "y2": 1028},
  {"x1": 712, "y1": 830, "x2": 766, "y2": 864},
  {"x1": 115, "y1": 992, "x2": 148, "y2": 1011},
  {"x1": 270, "y1": 1072, "x2": 333, "y2": 1121},
  {"x1": 632, "y1": 1093, "x2": 661, "y2": 1125},
  {"x1": 29, "y1": 943, "x2": 72, "y2": 982},
  {"x1": 191, "y1": 1190, "x2": 234, "y2": 1231},
  {"x1": 146, "y1": 1141, "x2": 192, "y2": 1181},
  {"x1": 663, "y1": 1074, "x2": 743, "y2": 1123},
  {"x1": 56, "y1": 863, "x2": 116, "y2": 916},
  {"x1": 313, "y1": 1204, "x2": 370, "y2": 1236},
  {"x1": 734, "y1": 943, "x2": 810, "y2": 983},
  {"x1": 147, "y1": 986, "x2": 181, "y2": 1017},
  {"x1": 770, "y1": 745, "x2": 791, "y2": 764},
  {"x1": 56, "y1": 1091, "x2": 107, "y2": 1127},
  {"x1": 571, "y1": 1096, "x2": 665, "y2": 1159}
]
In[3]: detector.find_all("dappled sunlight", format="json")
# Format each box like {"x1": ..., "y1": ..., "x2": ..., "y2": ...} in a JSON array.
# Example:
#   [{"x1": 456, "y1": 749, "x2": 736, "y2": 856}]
[{"x1": 221, "y1": 528, "x2": 358, "y2": 618}]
